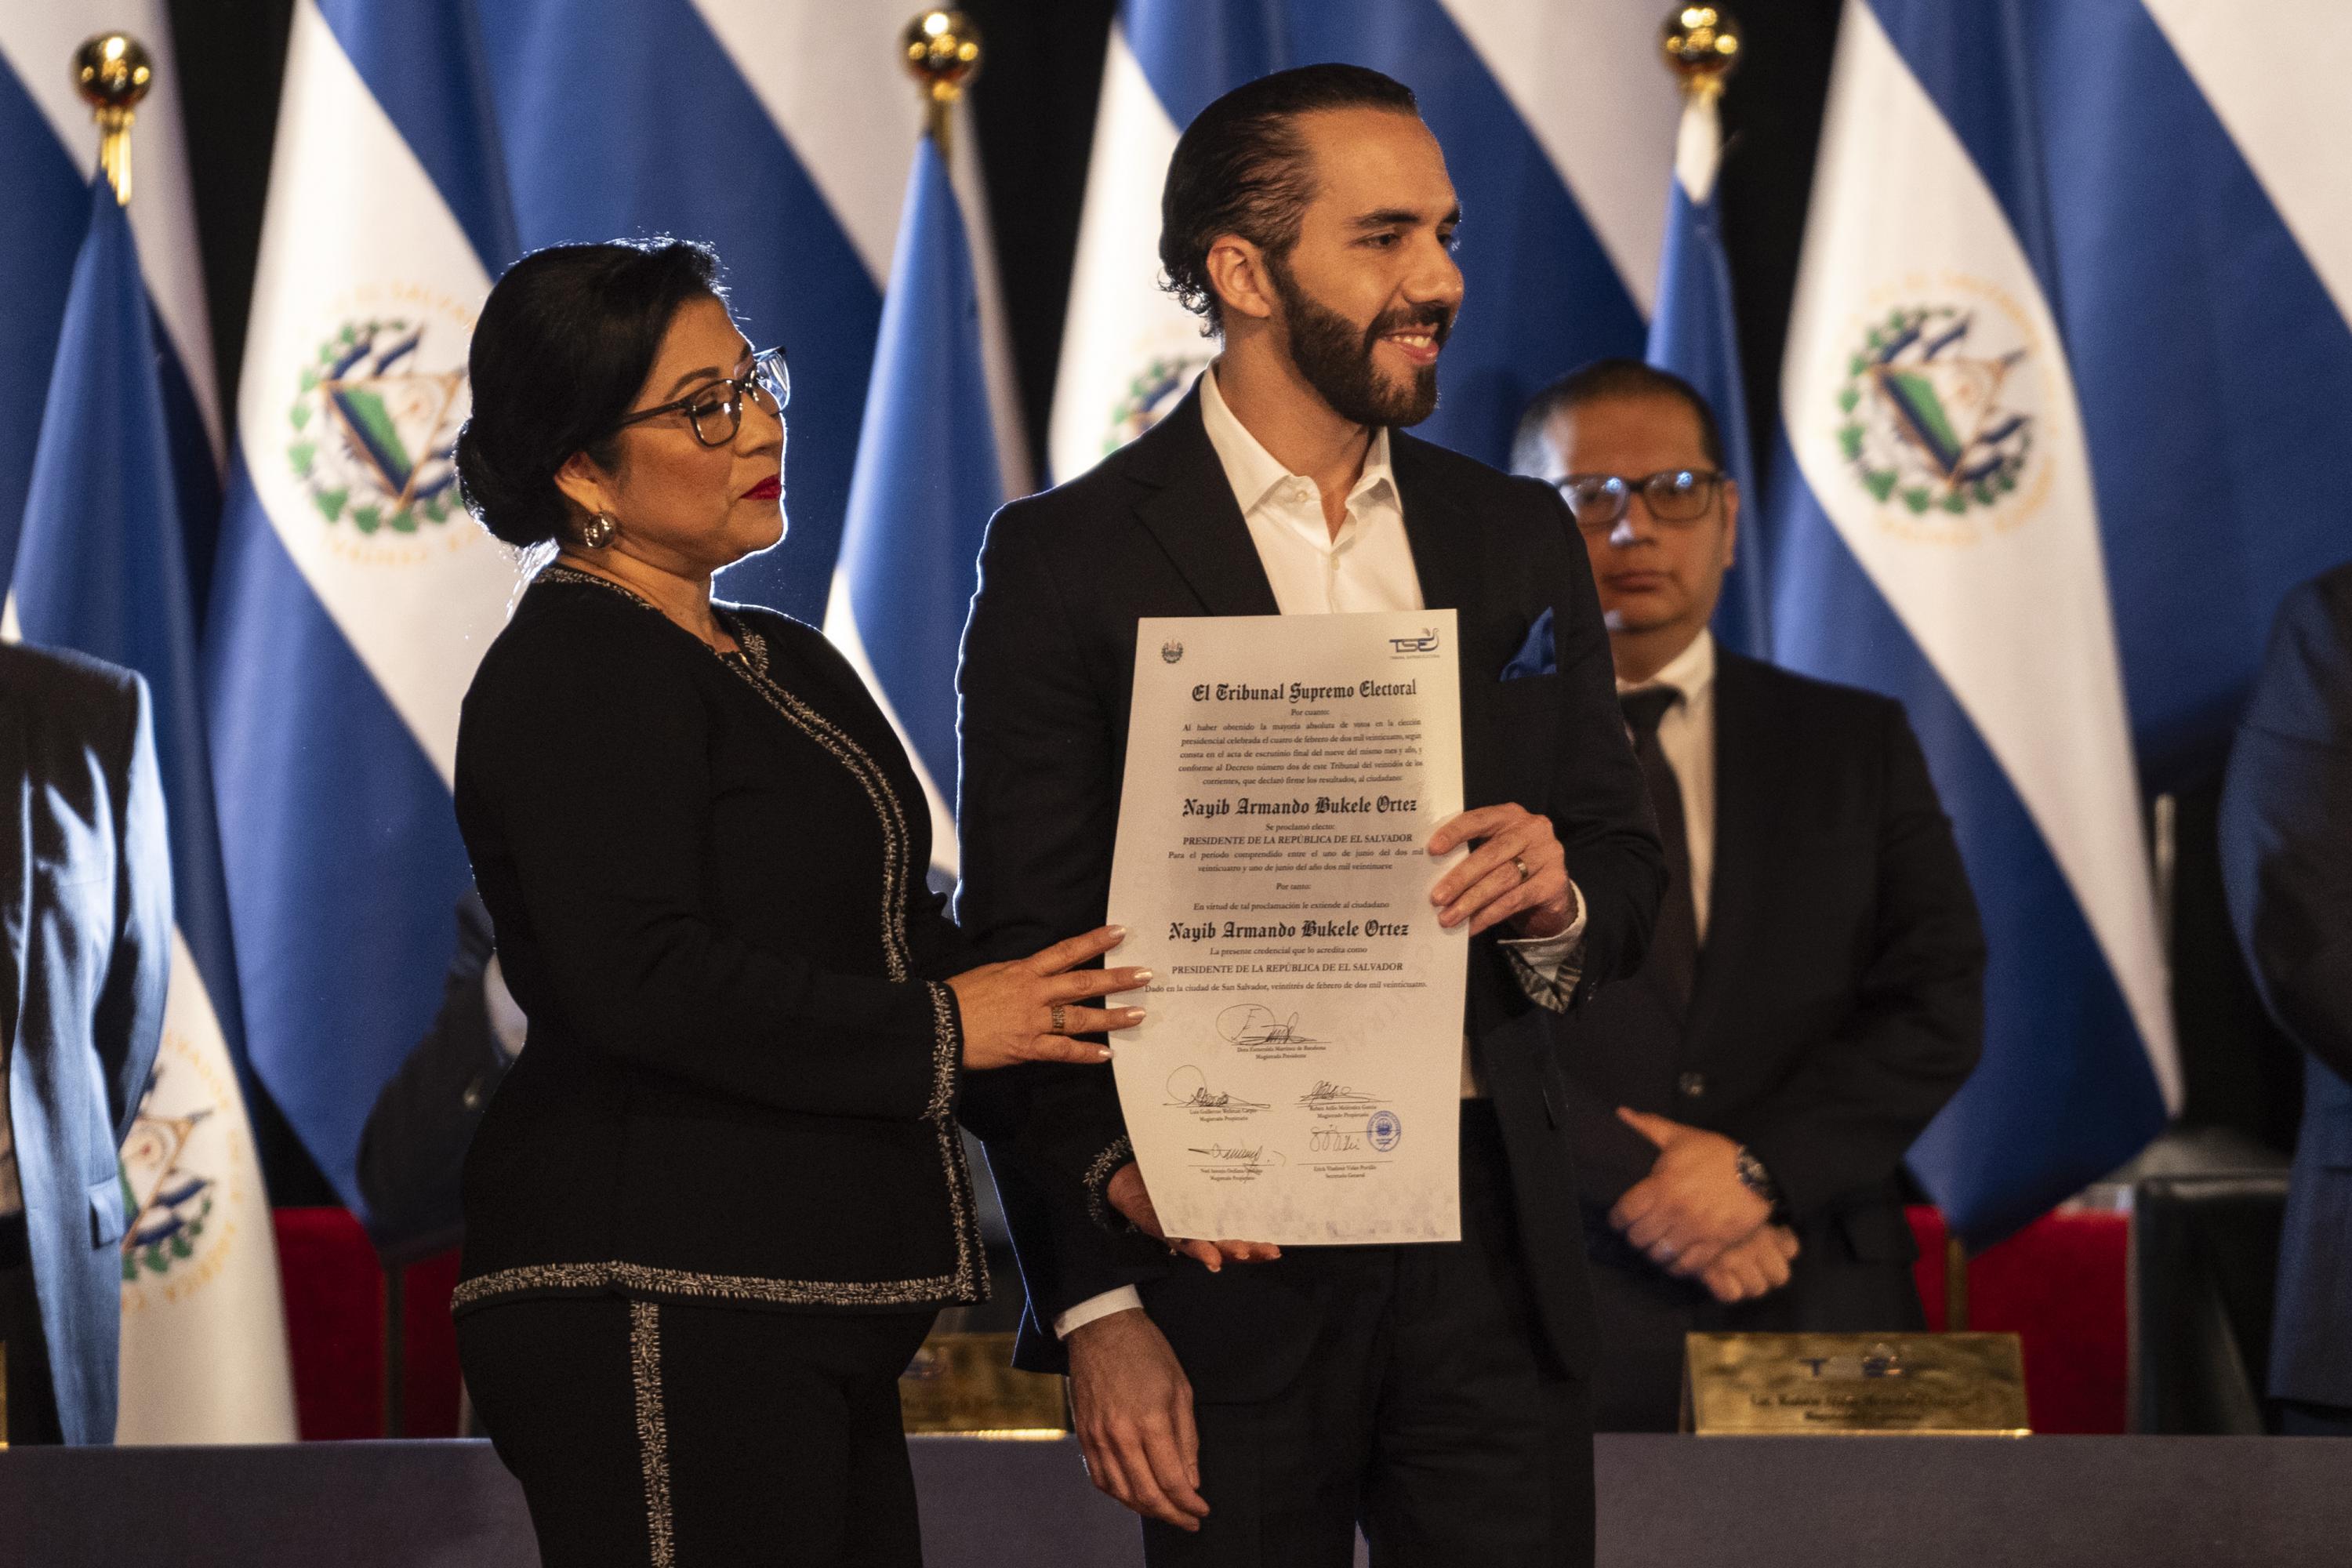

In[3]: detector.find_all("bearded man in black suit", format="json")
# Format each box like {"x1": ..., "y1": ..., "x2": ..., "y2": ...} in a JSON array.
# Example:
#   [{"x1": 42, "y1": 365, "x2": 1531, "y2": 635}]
[
  {"x1": 957, "y1": 65, "x2": 1662, "y2": 1568},
  {"x1": 1511, "y1": 358, "x2": 1987, "y2": 1432}
]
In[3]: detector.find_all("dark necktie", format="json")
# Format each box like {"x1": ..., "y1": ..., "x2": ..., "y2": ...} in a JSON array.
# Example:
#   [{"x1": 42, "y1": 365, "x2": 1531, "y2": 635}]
[{"x1": 1621, "y1": 685, "x2": 1698, "y2": 1018}]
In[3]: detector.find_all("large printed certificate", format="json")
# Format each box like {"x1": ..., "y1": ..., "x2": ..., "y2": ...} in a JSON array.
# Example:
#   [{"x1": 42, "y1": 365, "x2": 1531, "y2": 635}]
[{"x1": 1106, "y1": 609, "x2": 1468, "y2": 1245}]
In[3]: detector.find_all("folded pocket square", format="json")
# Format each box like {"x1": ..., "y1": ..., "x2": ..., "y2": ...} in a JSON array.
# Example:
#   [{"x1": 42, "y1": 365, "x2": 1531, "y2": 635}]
[{"x1": 1500, "y1": 608, "x2": 1556, "y2": 681}]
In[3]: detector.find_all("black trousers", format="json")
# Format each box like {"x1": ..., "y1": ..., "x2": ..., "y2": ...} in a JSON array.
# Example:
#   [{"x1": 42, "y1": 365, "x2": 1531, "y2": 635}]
[
  {"x1": 458, "y1": 1295, "x2": 935, "y2": 1566},
  {"x1": 1145, "y1": 1105, "x2": 1593, "y2": 1568},
  {"x1": 0, "y1": 1215, "x2": 64, "y2": 1446}
]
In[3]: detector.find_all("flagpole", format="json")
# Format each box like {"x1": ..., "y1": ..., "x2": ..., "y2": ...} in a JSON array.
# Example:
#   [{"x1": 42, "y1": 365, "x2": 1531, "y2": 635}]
[
  {"x1": 1660, "y1": 6, "x2": 1740, "y2": 211},
  {"x1": 903, "y1": 9, "x2": 982, "y2": 157},
  {"x1": 73, "y1": 33, "x2": 153, "y2": 206}
]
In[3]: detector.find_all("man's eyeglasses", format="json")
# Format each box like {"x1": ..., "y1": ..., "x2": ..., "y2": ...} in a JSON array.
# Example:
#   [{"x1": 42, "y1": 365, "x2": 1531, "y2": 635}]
[
  {"x1": 612, "y1": 346, "x2": 790, "y2": 448},
  {"x1": 1555, "y1": 468, "x2": 1728, "y2": 534}
]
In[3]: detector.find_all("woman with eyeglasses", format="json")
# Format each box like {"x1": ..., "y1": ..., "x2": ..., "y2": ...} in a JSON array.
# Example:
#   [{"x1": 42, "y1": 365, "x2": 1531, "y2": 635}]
[{"x1": 445, "y1": 240, "x2": 1144, "y2": 1567}]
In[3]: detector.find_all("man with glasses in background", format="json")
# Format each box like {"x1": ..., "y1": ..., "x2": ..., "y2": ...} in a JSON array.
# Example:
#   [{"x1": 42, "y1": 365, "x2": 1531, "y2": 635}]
[{"x1": 1511, "y1": 360, "x2": 1987, "y2": 1430}]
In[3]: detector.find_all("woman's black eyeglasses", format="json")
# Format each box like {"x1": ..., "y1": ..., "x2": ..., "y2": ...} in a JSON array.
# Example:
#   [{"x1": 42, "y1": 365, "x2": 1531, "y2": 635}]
[
  {"x1": 612, "y1": 346, "x2": 790, "y2": 448},
  {"x1": 1555, "y1": 468, "x2": 1728, "y2": 533}
]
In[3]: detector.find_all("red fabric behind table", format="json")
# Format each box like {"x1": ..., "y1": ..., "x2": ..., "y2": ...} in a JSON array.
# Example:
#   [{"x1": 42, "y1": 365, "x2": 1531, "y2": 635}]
[
  {"x1": 1907, "y1": 1206, "x2": 2127, "y2": 1434},
  {"x1": 272, "y1": 1209, "x2": 466, "y2": 1440},
  {"x1": 275, "y1": 1203, "x2": 2125, "y2": 1439}
]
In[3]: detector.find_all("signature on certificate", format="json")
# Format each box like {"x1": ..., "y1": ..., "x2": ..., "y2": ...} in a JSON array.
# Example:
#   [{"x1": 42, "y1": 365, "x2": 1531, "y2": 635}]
[
  {"x1": 1188, "y1": 1143, "x2": 1283, "y2": 1167},
  {"x1": 1164, "y1": 1065, "x2": 1269, "y2": 1111},
  {"x1": 1297, "y1": 1080, "x2": 1379, "y2": 1109},
  {"x1": 1218, "y1": 1003, "x2": 1323, "y2": 1047}
]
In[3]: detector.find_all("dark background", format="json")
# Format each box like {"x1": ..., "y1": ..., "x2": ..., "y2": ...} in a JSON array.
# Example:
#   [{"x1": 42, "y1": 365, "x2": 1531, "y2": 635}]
[{"x1": 165, "y1": 0, "x2": 2298, "y2": 1204}]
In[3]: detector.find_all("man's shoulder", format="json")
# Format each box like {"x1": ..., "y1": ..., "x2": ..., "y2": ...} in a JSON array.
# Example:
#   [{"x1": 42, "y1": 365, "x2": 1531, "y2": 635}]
[
  {"x1": 0, "y1": 642, "x2": 143, "y2": 735},
  {"x1": 2246, "y1": 561, "x2": 2352, "y2": 739},
  {"x1": 2277, "y1": 561, "x2": 2352, "y2": 666},
  {"x1": 1391, "y1": 429, "x2": 1557, "y2": 511},
  {"x1": 1720, "y1": 652, "x2": 1905, "y2": 742},
  {"x1": 990, "y1": 441, "x2": 1152, "y2": 544}
]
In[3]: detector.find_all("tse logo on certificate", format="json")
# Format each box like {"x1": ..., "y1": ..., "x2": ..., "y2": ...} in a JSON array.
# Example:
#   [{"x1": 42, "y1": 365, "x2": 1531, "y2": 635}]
[{"x1": 1105, "y1": 608, "x2": 1469, "y2": 1245}]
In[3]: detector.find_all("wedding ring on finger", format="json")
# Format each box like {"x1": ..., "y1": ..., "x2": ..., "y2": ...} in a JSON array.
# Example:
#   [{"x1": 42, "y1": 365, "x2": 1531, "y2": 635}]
[
  {"x1": 1512, "y1": 855, "x2": 1534, "y2": 884},
  {"x1": 1050, "y1": 1003, "x2": 1068, "y2": 1034}
]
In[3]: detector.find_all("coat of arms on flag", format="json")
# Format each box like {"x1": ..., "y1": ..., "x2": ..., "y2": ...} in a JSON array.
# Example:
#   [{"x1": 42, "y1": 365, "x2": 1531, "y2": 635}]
[
  {"x1": 288, "y1": 316, "x2": 467, "y2": 535},
  {"x1": 1836, "y1": 298, "x2": 2041, "y2": 532}
]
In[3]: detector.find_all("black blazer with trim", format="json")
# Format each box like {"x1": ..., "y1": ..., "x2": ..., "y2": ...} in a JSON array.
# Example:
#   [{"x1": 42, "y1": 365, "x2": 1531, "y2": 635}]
[
  {"x1": 956, "y1": 387, "x2": 1664, "y2": 1391},
  {"x1": 451, "y1": 573, "x2": 1006, "y2": 1318},
  {"x1": 1561, "y1": 652, "x2": 1985, "y2": 1308},
  {"x1": 0, "y1": 642, "x2": 169, "y2": 1445}
]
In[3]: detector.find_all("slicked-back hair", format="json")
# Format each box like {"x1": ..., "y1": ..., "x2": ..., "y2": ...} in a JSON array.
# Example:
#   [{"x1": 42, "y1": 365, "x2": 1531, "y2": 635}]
[
  {"x1": 1159, "y1": 64, "x2": 1421, "y2": 330},
  {"x1": 456, "y1": 238, "x2": 725, "y2": 550},
  {"x1": 1512, "y1": 358, "x2": 1727, "y2": 476}
]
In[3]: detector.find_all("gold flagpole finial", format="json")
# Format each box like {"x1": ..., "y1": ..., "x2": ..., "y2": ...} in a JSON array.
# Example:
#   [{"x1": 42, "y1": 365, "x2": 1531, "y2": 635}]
[
  {"x1": 74, "y1": 33, "x2": 153, "y2": 205},
  {"x1": 903, "y1": 10, "x2": 982, "y2": 154},
  {"x1": 1660, "y1": 6, "x2": 1740, "y2": 102}
]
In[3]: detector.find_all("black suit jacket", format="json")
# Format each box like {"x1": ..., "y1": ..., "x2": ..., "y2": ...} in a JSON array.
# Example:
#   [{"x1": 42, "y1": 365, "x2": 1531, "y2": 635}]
[
  {"x1": 356, "y1": 890, "x2": 508, "y2": 1264},
  {"x1": 450, "y1": 574, "x2": 1004, "y2": 1317},
  {"x1": 1562, "y1": 652, "x2": 1984, "y2": 1323},
  {"x1": 956, "y1": 388, "x2": 1663, "y2": 1392},
  {"x1": 0, "y1": 644, "x2": 170, "y2": 1444},
  {"x1": 2219, "y1": 561, "x2": 2352, "y2": 1408}
]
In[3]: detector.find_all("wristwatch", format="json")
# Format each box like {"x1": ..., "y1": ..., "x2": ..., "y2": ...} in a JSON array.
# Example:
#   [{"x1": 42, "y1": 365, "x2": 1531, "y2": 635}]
[{"x1": 1733, "y1": 1145, "x2": 1783, "y2": 1214}]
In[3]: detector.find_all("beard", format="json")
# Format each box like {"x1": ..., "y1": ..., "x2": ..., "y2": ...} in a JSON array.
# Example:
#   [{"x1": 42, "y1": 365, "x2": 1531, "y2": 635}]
[{"x1": 1266, "y1": 255, "x2": 1453, "y2": 429}]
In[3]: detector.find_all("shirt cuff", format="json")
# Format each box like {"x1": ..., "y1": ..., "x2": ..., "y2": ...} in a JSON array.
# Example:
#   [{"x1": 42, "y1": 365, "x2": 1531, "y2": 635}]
[
  {"x1": 1498, "y1": 879, "x2": 1587, "y2": 1014},
  {"x1": 483, "y1": 956, "x2": 529, "y2": 1060},
  {"x1": 1054, "y1": 1287, "x2": 1145, "y2": 1340}
]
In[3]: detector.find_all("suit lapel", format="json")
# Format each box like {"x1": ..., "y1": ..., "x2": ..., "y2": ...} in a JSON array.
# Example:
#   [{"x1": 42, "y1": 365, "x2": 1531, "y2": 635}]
[
  {"x1": 1126, "y1": 387, "x2": 1282, "y2": 619},
  {"x1": 1392, "y1": 434, "x2": 1509, "y2": 809},
  {"x1": 1389, "y1": 434, "x2": 1475, "y2": 620},
  {"x1": 1682, "y1": 654, "x2": 1769, "y2": 1051}
]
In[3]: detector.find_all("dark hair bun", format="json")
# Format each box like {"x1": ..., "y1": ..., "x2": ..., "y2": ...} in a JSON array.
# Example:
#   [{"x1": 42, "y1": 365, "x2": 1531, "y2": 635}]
[{"x1": 456, "y1": 238, "x2": 723, "y2": 549}]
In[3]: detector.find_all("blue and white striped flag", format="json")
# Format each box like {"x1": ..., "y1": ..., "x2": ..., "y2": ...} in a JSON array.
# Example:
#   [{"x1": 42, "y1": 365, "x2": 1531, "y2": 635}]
[
  {"x1": 475, "y1": 0, "x2": 1018, "y2": 626},
  {"x1": 16, "y1": 173, "x2": 296, "y2": 1442},
  {"x1": 0, "y1": 5, "x2": 219, "y2": 597},
  {"x1": 824, "y1": 128, "x2": 1009, "y2": 878},
  {"x1": 2028, "y1": 2, "x2": 2352, "y2": 790},
  {"x1": 1770, "y1": 0, "x2": 2169, "y2": 1245},
  {"x1": 1645, "y1": 71, "x2": 1765, "y2": 656},
  {"x1": 205, "y1": 0, "x2": 519, "y2": 1213},
  {"x1": 1049, "y1": 0, "x2": 1675, "y2": 483}
]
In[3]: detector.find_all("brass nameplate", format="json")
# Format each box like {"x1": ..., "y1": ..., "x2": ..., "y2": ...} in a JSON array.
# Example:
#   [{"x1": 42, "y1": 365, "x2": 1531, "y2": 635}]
[
  {"x1": 1682, "y1": 1332, "x2": 2030, "y2": 1436},
  {"x1": 899, "y1": 1330, "x2": 1069, "y2": 1437}
]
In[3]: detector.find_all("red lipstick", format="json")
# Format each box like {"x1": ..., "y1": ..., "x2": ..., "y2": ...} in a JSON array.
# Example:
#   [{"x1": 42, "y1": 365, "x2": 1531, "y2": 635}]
[{"x1": 742, "y1": 475, "x2": 782, "y2": 501}]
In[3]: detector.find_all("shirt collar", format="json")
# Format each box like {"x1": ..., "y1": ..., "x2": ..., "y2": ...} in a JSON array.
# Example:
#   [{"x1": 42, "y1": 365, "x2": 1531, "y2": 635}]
[
  {"x1": 1199, "y1": 362, "x2": 1396, "y2": 520},
  {"x1": 1617, "y1": 628, "x2": 1717, "y2": 703}
]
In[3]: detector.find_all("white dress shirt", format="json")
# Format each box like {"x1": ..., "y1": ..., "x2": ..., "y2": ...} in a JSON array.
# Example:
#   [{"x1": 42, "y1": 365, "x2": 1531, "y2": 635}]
[
  {"x1": 1618, "y1": 629, "x2": 1718, "y2": 942},
  {"x1": 1054, "y1": 367, "x2": 1585, "y2": 1338}
]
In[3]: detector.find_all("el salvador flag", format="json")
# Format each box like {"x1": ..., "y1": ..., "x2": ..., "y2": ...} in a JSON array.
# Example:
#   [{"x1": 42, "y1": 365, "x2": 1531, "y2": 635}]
[
  {"x1": 1776, "y1": 0, "x2": 2352, "y2": 1247},
  {"x1": 824, "y1": 129, "x2": 1007, "y2": 878},
  {"x1": 2026, "y1": 2, "x2": 2352, "y2": 791},
  {"x1": 1645, "y1": 74, "x2": 1765, "y2": 657},
  {"x1": 1049, "y1": 0, "x2": 1675, "y2": 485},
  {"x1": 16, "y1": 175, "x2": 296, "y2": 1441},
  {"x1": 0, "y1": 5, "x2": 220, "y2": 602},
  {"x1": 474, "y1": 1, "x2": 1025, "y2": 626},
  {"x1": 1769, "y1": 0, "x2": 2183, "y2": 1245},
  {"x1": 205, "y1": 0, "x2": 520, "y2": 1213}
]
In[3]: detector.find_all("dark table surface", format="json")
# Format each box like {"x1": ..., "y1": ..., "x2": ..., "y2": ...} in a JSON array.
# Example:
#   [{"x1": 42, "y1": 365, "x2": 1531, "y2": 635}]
[{"x1": 2, "y1": 1433, "x2": 2347, "y2": 1566}]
